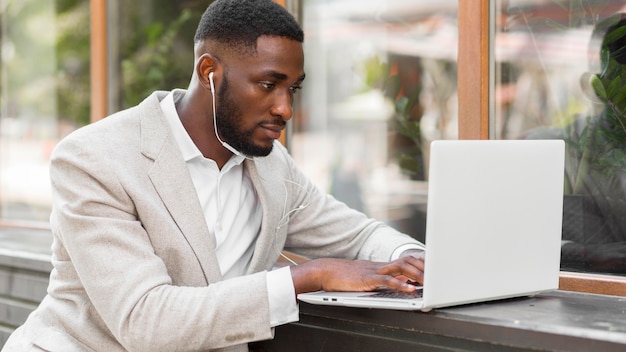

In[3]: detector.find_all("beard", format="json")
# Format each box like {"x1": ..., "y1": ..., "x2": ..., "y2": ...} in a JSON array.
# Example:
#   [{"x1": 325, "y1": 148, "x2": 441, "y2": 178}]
[{"x1": 215, "y1": 74, "x2": 274, "y2": 157}]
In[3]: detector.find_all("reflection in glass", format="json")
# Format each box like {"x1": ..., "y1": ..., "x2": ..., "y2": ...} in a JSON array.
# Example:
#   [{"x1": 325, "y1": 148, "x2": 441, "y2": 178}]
[
  {"x1": 493, "y1": 0, "x2": 626, "y2": 275},
  {"x1": 292, "y1": 0, "x2": 458, "y2": 243}
]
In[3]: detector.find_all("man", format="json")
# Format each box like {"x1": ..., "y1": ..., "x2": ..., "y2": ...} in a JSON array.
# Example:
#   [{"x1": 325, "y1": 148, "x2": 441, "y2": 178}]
[{"x1": 2, "y1": 1, "x2": 425, "y2": 351}]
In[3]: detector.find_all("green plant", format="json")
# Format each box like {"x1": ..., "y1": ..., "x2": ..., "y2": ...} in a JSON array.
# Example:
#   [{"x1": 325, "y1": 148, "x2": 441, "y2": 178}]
[
  {"x1": 121, "y1": 8, "x2": 194, "y2": 107},
  {"x1": 55, "y1": 0, "x2": 91, "y2": 127},
  {"x1": 360, "y1": 55, "x2": 423, "y2": 177},
  {"x1": 386, "y1": 76, "x2": 423, "y2": 177}
]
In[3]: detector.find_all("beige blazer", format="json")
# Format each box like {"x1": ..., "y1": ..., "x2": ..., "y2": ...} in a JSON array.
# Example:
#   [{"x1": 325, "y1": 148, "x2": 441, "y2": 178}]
[{"x1": 2, "y1": 92, "x2": 422, "y2": 352}]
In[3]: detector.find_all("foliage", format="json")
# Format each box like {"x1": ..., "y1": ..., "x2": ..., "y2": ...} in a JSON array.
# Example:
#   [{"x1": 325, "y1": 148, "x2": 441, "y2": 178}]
[
  {"x1": 55, "y1": 0, "x2": 91, "y2": 127},
  {"x1": 360, "y1": 56, "x2": 423, "y2": 176},
  {"x1": 565, "y1": 14, "x2": 626, "y2": 195},
  {"x1": 121, "y1": 6, "x2": 198, "y2": 108},
  {"x1": 387, "y1": 78, "x2": 423, "y2": 176},
  {"x1": 6, "y1": 0, "x2": 205, "y2": 128}
]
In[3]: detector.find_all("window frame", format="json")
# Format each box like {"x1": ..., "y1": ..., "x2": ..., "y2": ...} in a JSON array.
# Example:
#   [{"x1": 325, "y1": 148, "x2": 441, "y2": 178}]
[{"x1": 91, "y1": 0, "x2": 107, "y2": 122}]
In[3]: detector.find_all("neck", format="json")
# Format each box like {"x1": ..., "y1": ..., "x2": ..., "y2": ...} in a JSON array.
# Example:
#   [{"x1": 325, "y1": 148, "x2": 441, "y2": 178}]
[{"x1": 176, "y1": 88, "x2": 233, "y2": 169}]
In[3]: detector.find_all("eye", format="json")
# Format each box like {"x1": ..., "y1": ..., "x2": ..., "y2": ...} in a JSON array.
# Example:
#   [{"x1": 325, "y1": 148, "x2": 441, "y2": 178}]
[
  {"x1": 289, "y1": 85, "x2": 303, "y2": 93},
  {"x1": 260, "y1": 82, "x2": 275, "y2": 89}
]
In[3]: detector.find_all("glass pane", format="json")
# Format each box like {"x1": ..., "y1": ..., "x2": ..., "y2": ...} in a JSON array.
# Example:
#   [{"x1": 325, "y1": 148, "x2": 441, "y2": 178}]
[
  {"x1": 0, "y1": 0, "x2": 90, "y2": 223},
  {"x1": 293, "y1": 0, "x2": 459, "y2": 243},
  {"x1": 109, "y1": 0, "x2": 207, "y2": 111},
  {"x1": 493, "y1": 0, "x2": 626, "y2": 275}
]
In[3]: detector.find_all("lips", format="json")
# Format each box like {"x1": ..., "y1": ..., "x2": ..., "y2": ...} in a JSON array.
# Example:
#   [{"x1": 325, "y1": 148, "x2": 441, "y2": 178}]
[{"x1": 260, "y1": 122, "x2": 285, "y2": 140}]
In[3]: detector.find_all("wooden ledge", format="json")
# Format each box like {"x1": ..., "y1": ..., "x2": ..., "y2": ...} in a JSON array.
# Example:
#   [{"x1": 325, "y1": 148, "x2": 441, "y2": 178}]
[{"x1": 560, "y1": 271, "x2": 626, "y2": 297}]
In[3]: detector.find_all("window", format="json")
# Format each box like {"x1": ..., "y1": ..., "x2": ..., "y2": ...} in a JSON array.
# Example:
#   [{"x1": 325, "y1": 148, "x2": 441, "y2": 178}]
[
  {"x1": 0, "y1": 0, "x2": 208, "y2": 225},
  {"x1": 292, "y1": 0, "x2": 458, "y2": 243},
  {"x1": 0, "y1": 0, "x2": 90, "y2": 224},
  {"x1": 106, "y1": 0, "x2": 207, "y2": 113},
  {"x1": 493, "y1": 0, "x2": 626, "y2": 277},
  {"x1": 2, "y1": 0, "x2": 623, "y2": 295},
  {"x1": 296, "y1": 0, "x2": 626, "y2": 294},
  {"x1": 460, "y1": 0, "x2": 626, "y2": 294}
]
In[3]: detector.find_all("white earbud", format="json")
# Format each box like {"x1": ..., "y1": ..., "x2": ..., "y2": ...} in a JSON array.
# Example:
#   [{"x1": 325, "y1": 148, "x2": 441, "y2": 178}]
[
  {"x1": 208, "y1": 71, "x2": 246, "y2": 157},
  {"x1": 208, "y1": 71, "x2": 215, "y2": 93}
]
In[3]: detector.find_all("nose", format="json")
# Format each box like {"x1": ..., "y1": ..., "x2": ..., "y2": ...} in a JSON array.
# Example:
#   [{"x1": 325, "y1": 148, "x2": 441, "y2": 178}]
[{"x1": 270, "y1": 89, "x2": 294, "y2": 121}]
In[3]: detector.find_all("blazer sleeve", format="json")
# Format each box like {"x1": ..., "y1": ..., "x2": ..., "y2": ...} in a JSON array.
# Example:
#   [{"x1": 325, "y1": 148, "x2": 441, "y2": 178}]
[{"x1": 270, "y1": 144, "x2": 424, "y2": 262}]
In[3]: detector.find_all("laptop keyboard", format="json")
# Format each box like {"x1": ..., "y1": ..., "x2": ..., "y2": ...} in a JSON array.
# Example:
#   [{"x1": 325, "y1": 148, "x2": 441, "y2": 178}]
[{"x1": 365, "y1": 288, "x2": 424, "y2": 299}]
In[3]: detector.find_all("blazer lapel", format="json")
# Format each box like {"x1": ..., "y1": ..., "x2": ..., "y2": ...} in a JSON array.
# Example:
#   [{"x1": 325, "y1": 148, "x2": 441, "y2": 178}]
[
  {"x1": 139, "y1": 92, "x2": 222, "y2": 283},
  {"x1": 245, "y1": 157, "x2": 287, "y2": 273}
]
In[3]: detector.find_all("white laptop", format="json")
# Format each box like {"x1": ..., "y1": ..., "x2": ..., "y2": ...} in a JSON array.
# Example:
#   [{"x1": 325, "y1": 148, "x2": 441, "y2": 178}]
[{"x1": 298, "y1": 139, "x2": 565, "y2": 311}]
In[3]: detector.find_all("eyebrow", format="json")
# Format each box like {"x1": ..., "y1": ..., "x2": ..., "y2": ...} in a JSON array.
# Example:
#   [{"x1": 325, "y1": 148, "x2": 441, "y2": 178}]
[{"x1": 264, "y1": 70, "x2": 306, "y2": 83}]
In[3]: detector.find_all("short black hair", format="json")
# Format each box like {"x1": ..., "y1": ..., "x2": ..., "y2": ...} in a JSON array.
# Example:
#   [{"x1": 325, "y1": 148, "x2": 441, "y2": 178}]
[
  {"x1": 591, "y1": 13, "x2": 626, "y2": 70},
  {"x1": 194, "y1": 0, "x2": 304, "y2": 52}
]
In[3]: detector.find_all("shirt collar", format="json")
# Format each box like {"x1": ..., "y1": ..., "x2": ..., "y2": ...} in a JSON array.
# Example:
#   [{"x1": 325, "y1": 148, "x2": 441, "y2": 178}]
[{"x1": 161, "y1": 89, "x2": 246, "y2": 167}]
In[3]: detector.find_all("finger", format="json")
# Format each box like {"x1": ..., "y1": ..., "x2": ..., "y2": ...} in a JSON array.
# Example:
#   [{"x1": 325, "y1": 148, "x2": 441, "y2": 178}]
[
  {"x1": 400, "y1": 249, "x2": 425, "y2": 261},
  {"x1": 377, "y1": 258, "x2": 425, "y2": 285},
  {"x1": 372, "y1": 274, "x2": 420, "y2": 293},
  {"x1": 402, "y1": 255, "x2": 425, "y2": 271},
  {"x1": 394, "y1": 275, "x2": 422, "y2": 286},
  {"x1": 393, "y1": 267, "x2": 424, "y2": 285},
  {"x1": 389, "y1": 256, "x2": 425, "y2": 277}
]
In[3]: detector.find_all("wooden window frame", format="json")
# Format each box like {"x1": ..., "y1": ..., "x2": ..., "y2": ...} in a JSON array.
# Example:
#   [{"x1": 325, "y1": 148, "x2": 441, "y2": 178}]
[
  {"x1": 90, "y1": 0, "x2": 107, "y2": 122},
  {"x1": 458, "y1": 0, "x2": 626, "y2": 296}
]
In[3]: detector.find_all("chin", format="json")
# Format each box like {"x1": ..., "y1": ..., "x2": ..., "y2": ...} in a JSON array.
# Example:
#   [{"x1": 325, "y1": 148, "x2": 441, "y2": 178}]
[
  {"x1": 255, "y1": 146, "x2": 273, "y2": 157},
  {"x1": 241, "y1": 143, "x2": 273, "y2": 157}
]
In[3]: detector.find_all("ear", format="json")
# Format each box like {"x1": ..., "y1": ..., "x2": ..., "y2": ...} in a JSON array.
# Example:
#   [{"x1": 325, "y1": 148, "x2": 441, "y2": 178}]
[{"x1": 196, "y1": 53, "x2": 219, "y2": 90}]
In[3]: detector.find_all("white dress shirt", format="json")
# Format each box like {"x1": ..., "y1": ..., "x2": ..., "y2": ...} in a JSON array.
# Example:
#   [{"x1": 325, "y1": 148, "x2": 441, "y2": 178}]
[{"x1": 161, "y1": 90, "x2": 298, "y2": 326}]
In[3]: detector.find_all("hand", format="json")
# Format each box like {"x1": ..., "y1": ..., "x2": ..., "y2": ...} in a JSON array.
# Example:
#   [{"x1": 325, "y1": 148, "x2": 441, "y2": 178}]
[
  {"x1": 396, "y1": 248, "x2": 425, "y2": 284},
  {"x1": 291, "y1": 256, "x2": 425, "y2": 296}
]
